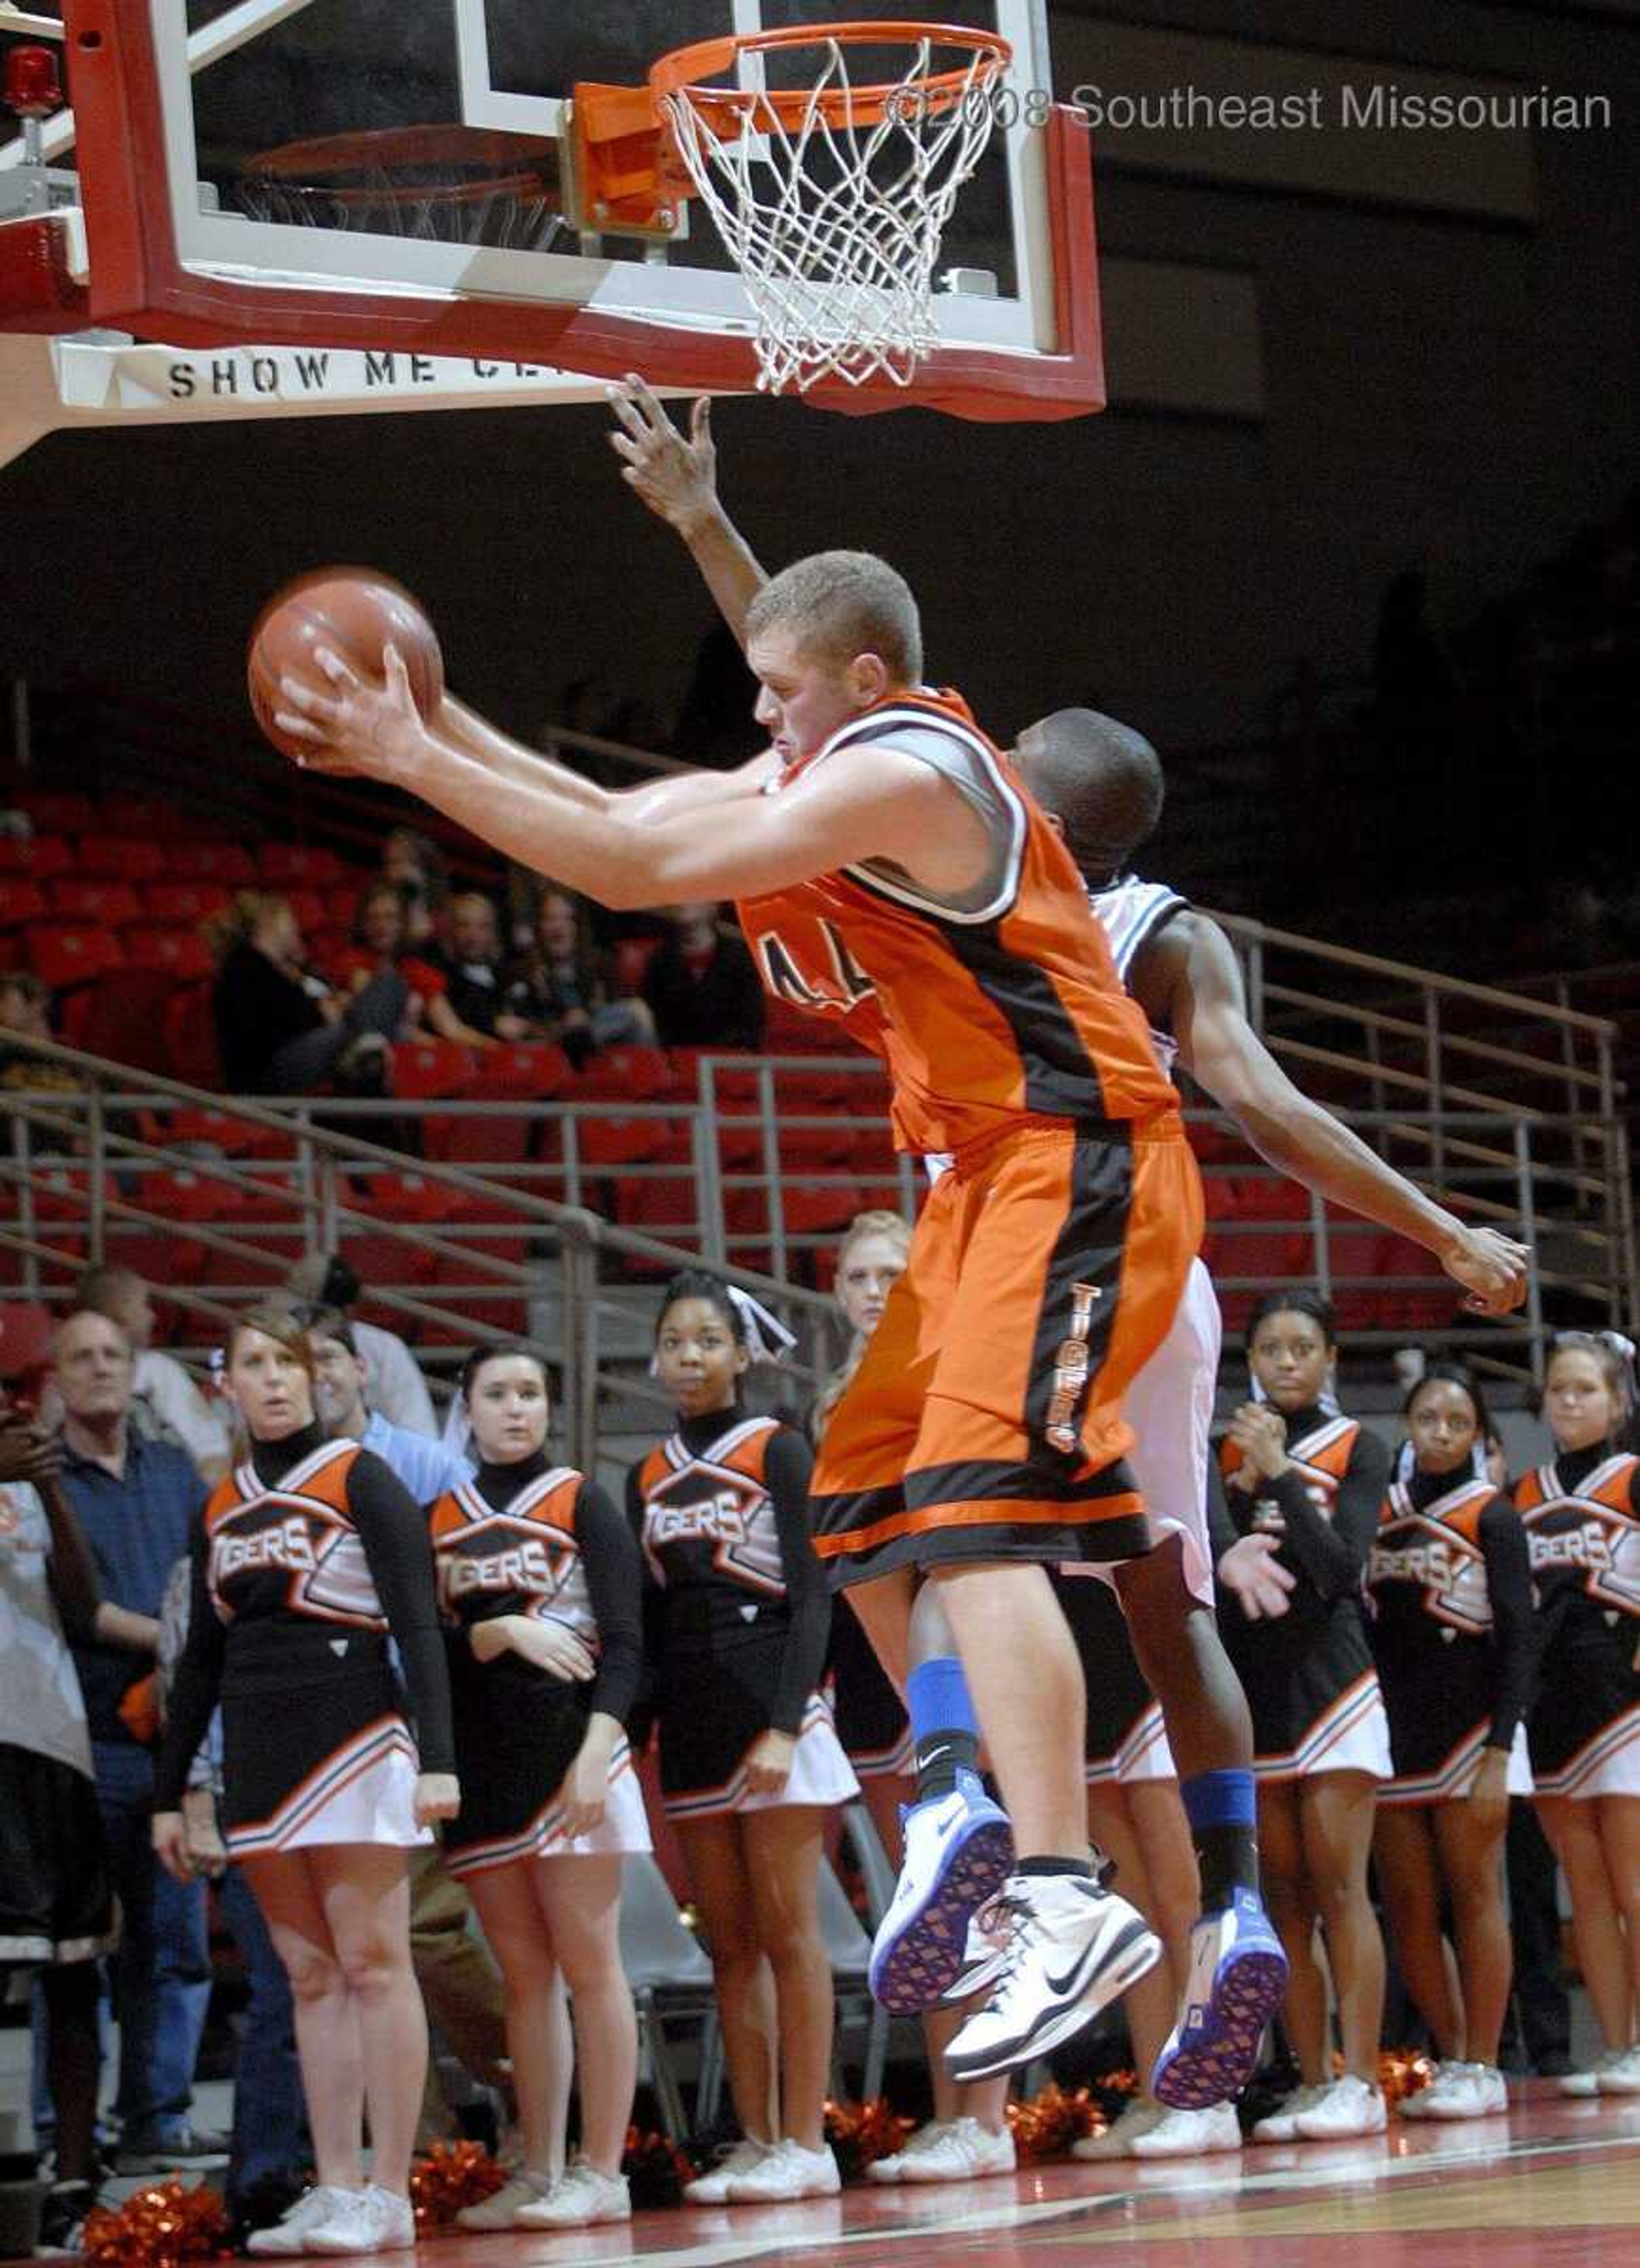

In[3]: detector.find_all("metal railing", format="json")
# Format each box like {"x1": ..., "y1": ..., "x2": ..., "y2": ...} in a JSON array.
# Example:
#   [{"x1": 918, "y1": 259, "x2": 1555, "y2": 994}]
[{"x1": 1, "y1": 1021, "x2": 1630, "y2": 1406}]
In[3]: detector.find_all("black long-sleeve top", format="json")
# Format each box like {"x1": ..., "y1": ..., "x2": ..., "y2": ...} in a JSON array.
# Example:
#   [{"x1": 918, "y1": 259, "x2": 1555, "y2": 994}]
[
  {"x1": 154, "y1": 1423, "x2": 455, "y2": 1808},
  {"x1": 1365, "y1": 1463, "x2": 1538, "y2": 1754},
  {"x1": 628, "y1": 1408, "x2": 830, "y2": 1736},
  {"x1": 436, "y1": 1452, "x2": 643, "y2": 1728}
]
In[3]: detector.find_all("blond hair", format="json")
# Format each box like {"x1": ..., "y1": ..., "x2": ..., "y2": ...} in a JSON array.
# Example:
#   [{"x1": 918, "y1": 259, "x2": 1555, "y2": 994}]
[
  {"x1": 812, "y1": 1210, "x2": 914, "y2": 1440},
  {"x1": 203, "y1": 888, "x2": 292, "y2": 965},
  {"x1": 746, "y1": 550, "x2": 922, "y2": 685}
]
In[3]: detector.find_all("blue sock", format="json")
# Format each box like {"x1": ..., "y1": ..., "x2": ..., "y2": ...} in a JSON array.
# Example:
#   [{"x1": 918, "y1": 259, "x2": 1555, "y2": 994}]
[
  {"x1": 907, "y1": 1657, "x2": 979, "y2": 1801},
  {"x1": 1181, "y1": 1769, "x2": 1259, "y2": 1911}
]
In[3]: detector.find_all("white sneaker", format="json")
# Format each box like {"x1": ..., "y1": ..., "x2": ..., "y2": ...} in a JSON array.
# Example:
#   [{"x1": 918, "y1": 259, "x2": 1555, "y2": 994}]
[
  {"x1": 683, "y1": 2138, "x2": 776, "y2": 2204},
  {"x1": 1130, "y1": 2102, "x2": 1242, "y2": 2158},
  {"x1": 1421, "y1": 2062, "x2": 1508, "y2": 2120},
  {"x1": 1596, "y1": 2043, "x2": 1640, "y2": 2095},
  {"x1": 1250, "y1": 2083, "x2": 1326, "y2": 2143},
  {"x1": 723, "y1": 2138, "x2": 842, "y2": 2203},
  {"x1": 455, "y1": 2169, "x2": 556, "y2": 2229},
  {"x1": 866, "y1": 2120, "x2": 952, "y2": 2184},
  {"x1": 1558, "y1": 2050, "x2": 1630, "y2": 2098},
  {"x1": 945, "y1": 1871, "x2": 1161, "y2": 2083},
  {"x1": 515, "y1": 2161, "x2": 631, "y2": 2228},
  {"x1": 870, "y1": 1769, "x2": 1014, "y2": 2014},
  {"x1": 1398, "y1": 2064, "x2": 1444, "y2": 2119},
  {"x1": 1071, "y1": 2099, "x2": 1166, "y2": 2160},
  {"x1": 1292, "y1": 2075, "x2": 1387, "y2": 2140},
  {"x1": 896, "y1": 2117, "x2": 1016, "y2": 2183},
  {"x1": 246, "y1": 2188, "x2": 355, "y2": 2256},
  {"x1": 940, "y1": 1906, "x2": 1013, "y2": 2006},
  {"x1": 1152, "y1": 1891, "x2": 1289, "y2": 2110},
  {"x1": 308, "y1": 2185, "x2": 415, "y2": 2254}
]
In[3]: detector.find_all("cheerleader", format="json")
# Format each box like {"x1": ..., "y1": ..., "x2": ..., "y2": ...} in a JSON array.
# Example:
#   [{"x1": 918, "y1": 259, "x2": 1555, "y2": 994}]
[
  {"x1": 630, "y1": 1271, "x2": 857, "y2": 2206},
  {"x1": 430, "y1": 1343, "x2": 646, "y2": 2231},
  {"x1": 1515, "y1": 1332, "x2": 1640, "y2": 2097},
  {"x1": 1212, "y1": 1290, "x2": 1391, "y2": 2143},
  {"x1": 816, "y1": 1213, "x2": 915, "y2": 1866},
  {"x1": 1367, "y1": 1365, "x2": 1536, "y2": 2120},
  {"x1": 152, "y1": 1307, "x2": 457, "y2": 2259}
]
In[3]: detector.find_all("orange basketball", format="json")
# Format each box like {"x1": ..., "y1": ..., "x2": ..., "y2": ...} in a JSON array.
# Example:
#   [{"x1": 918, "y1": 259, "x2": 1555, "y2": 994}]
[{"x1": 247, "y1": 567, "x2": 445, "y2": 759}]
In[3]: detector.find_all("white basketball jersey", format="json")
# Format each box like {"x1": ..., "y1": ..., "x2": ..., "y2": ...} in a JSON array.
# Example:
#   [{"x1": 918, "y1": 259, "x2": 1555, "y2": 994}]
[{"x1": 1087, "y1": 875, "x2": 1187, "y2": 1077}]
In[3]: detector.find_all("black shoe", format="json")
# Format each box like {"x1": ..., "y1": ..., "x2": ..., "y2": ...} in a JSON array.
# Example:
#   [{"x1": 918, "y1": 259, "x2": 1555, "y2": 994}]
[
  {"x1": 37, "y1": 2180, "x2": 97, "y2": 2255},
  {"x1": 114, "y1": 2127, "x2": 231, "y2": 2174}
]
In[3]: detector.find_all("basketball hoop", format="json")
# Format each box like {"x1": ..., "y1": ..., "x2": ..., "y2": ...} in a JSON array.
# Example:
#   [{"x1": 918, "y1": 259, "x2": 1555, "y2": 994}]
[
  {"x1": 571, "y1": 21, "x2": 1013, "y2": 395},
  {"x1": 239, "y1": 126, "x2": 566, "y2": 254}
]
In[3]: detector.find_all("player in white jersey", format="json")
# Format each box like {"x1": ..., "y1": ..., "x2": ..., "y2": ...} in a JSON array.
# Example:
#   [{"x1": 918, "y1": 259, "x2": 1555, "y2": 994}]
[{"x1": 609, "y1": 384, "x2": 1526, "y2": 2155}]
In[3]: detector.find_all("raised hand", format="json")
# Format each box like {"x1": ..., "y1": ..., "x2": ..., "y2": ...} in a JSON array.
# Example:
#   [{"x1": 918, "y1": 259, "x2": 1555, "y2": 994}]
[{"x1": 606, "y1": 376, "x2": 718, "y2": 534}]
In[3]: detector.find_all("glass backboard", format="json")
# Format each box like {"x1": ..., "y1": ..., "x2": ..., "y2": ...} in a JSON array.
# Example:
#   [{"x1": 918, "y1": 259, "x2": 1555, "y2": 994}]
[{"x1": 0, "y1": 1, "x2": 1102, "y2": 419}]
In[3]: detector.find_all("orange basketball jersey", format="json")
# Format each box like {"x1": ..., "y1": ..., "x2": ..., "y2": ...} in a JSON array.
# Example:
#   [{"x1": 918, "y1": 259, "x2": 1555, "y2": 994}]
[{"x1": 738, "y1": 689, "x2": 1179, "y2": 1156}]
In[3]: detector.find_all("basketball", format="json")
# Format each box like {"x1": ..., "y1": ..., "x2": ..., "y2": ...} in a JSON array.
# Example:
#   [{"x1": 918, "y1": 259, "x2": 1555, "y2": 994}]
[{"x1": 247, "y1": 566, "x2": 445, "y2": 758}]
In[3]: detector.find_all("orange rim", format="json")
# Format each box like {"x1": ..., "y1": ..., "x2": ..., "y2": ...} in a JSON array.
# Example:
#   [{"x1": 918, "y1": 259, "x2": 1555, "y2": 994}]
[
  {"x1": 652, "y1": 20, "x2": 1011, "y2": 134},
  {"x1": 244, "y1": 125, "x2": 559, "y2": 211}
]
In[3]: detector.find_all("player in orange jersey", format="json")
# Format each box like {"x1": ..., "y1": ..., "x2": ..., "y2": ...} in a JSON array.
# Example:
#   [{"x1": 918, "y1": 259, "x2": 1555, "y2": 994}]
[{"x1": 274, "y1": 539, "x2": 1285, "y2": 2093}]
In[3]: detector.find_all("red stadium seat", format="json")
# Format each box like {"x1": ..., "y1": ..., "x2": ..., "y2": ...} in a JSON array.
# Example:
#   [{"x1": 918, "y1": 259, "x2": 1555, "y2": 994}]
[
  {"x1": 260, "y1": 844, "x2": 346, "y2": 886},
  {"x1": 123, "y1": 924, "x2": 214, "y2": 980},
  {"x1": 0, "y1": 836, "x2": 70, "y2": 881},
  {"x1": 20, "y1": 794, "x2": 97, "y2": 833},
  {"x1": 59, "y1": 969, "x2": 179, "y2": 1074},
  {"x1": 283, "y1": 887, "x2": 327, "y2": 932},
  {"x1": 0, "y1": 1300, "x2": 57, "y2": 1383},
  {"x1": 75, "y1": 835, "x2": 165, "y2": 881},
  {"x1": 471, "y1": 1042, "x2": 575, "y2": 1099},
  {"x1": 49, "y1": 879, "x2": 144, "y2": 926},
  {"x1": 572, "y1": 1045, "x2": 675, "y2": 1101},
  {"x1": 26, "y1": 923, "x2": 120, "y2": 990},
  {"x1": 164, "y1": 841, "x2": 258, "y2": 885},
  {"x1": 337, "y1": 1231, "x2": 438, "y2": 1337},
  {"x1": 163, "y1": 984, "x2": 223, "y2": 1087},
  {"x1": 391, "y1": 1036, "x2": 478, "y2": 1099},
  {"x1": 146, "y1": 880, "x2": 231, "y2": 924},
  {"x1": 0, "y1": 879, "x2": 47, "y2": 930}
]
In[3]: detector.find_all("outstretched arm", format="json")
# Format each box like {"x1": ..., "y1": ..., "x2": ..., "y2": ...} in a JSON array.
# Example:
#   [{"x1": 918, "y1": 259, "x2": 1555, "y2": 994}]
[
  {"x1": 1140, "y1": 912, "x2": 1529, "y2": 1316},
  {"x1": 443, "y1": 691, "x2": 777, "y2": 825},
  {"x1": 606, "y1": 378, "x2": 770, "y2": 653},
  {"x1": 275, "y1": 654, "x2": 988, "y2": 912}
]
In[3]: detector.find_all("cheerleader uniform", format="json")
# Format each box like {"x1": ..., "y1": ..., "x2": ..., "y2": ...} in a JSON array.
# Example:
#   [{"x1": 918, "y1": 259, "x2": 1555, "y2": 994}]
[
  {"x1": 1365, "y1": 1466, "x2": 1537, "y2": 1805},
  {"x1": 1514, "y1": 1446, "x2": 1640, "y2": 1800},
  {"x1": 827, "y1": 1596, "x2": 915, "y2": 1781},
  {"x1": 1212, "y1": 1407, "x2": 1393, "y2": 1781},
  {"x1": 630, "y1": 1409, "x2": 858, "y2": 1822},
  {"x1": 155, "y1": 1426, "x2": 454, "y2": 1854},
  {"x1": 429, "y1": 1452, "x2": 650, "y2": 1872},
  {"x1": 1051, "y1": 1569, "x2": 1174, "y2": 1786}
]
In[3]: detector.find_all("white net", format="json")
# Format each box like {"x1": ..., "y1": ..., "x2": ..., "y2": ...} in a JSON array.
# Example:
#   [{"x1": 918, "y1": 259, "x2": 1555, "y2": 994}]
[{"x1": 660, "y1": 35, "x2": 1008, "y2": 395}]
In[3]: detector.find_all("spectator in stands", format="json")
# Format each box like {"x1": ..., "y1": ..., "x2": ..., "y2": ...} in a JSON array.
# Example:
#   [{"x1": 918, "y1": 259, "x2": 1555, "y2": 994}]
[
  {"x1": 639, "y1": 901, "x2": 764, "y2": 1052},
  {"x1": 431, "y1": 892, "x2": 534, "y2": 1044},
  {"x1": 0, "y1": 971, "x2": 86, "y2": 1096},
  {"x1": 0, "y1": 1394, "x2": 117, "y2": 2254},
  {"x1": 381, "y1": 827, "x2": 449, "y2": 951},
  {"x1": 49, "y1": 1309, "x2": 222, "y2": 2173},
  {"x1": 336, "y1": 883, "x2": 493, "y2": 1050},
  {"x1": 284, "y1": 1253, "x2": 438, "y2": 1438},
  {"x1": 503, "y1": 889, "x2": 655, "y2": 1065},
  {"x1": 72, "y1": 1265, "x2": 230, "y2": 1482},
  {"x1": 207, "y1": 890, "x2": 401, "y2": 1097},
  {"x1": 305, "y1": 1306, "x2": 518, "y2": 2151}
]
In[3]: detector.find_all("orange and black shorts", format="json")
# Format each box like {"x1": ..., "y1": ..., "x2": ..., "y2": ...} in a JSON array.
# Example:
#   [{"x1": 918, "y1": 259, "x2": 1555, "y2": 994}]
[{"x1": 810, "y1": 1113, "x2": 1202, "y2": 1586}]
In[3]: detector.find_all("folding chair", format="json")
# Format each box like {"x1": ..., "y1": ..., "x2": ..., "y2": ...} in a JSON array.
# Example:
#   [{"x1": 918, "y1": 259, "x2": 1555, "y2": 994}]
[
  {"x1": 817, "y1": 1858, "x2": 889, "y2": 2103},
  {"x1": 618, "y1": 1853, "x2": 723, "y2": 2140}
]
